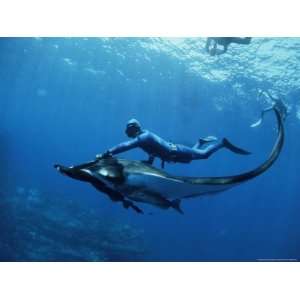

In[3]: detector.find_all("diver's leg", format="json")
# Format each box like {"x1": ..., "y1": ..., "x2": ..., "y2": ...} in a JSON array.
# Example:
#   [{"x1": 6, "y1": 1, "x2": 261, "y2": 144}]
[
  {"x1": 193, "y1": 136, "x2": 218, "y2": 149},
  {"x1": 192, "y1": 143, "x2": 225, "y2": 159},
  {"x1": 193, "y1": 141, "x2": 201, "y2": 149},
  {"x1": 191, "y1": 139, "x2": 251, "y2": 159}
]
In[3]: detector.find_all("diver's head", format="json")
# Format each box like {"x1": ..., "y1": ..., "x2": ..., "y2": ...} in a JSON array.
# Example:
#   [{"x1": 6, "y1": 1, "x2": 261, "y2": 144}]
[{"x1": 125, "y1": 118, "x2": 142, "y2": 138}]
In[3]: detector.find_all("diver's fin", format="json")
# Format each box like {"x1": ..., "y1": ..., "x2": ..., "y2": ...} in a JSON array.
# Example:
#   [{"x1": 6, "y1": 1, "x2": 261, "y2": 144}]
[
  {"x1": 250, "y1": 118, "x2": 263, "y2": 128},
  {"x1": 199, "y1": 136, "x2": 218, "y2": 146},
  {"x1": 171, "y1": 199, "x2": 184, "y2": 214},
  {"x1": 222, "y1": 138, "x2": 251, "y2": 155}
]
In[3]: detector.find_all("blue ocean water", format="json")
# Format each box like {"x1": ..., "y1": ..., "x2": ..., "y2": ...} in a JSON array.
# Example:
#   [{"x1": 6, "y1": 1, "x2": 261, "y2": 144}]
[{"x1": 0, "y1": 37, "x2": 299, "y2": 261}]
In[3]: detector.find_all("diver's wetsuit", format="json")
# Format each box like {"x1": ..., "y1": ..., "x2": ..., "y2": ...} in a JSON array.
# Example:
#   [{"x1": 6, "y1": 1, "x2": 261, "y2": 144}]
[{"x1": 108, "y1": 130, "x2": 224, "y2": 164}]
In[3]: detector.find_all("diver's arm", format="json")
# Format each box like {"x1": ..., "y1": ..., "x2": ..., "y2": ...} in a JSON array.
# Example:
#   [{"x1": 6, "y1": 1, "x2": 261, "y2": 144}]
[{"x1": 108, "y1": 138, "x2": 140, "y2": 155}]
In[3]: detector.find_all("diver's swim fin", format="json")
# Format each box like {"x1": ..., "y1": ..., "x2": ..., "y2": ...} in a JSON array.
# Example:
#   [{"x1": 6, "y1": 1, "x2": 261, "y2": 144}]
[
  {"x1": 223, "y1": 138, "x2": 251, "y2": 155},
  {"x1": 171, "y1": 199, "x2": 184, "y2": 214}
]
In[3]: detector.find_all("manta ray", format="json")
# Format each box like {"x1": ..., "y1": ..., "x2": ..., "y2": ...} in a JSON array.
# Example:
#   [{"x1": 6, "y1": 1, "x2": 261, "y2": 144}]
[{"x1": 55, "y1": 107, "x2": 284, "y2": 214}]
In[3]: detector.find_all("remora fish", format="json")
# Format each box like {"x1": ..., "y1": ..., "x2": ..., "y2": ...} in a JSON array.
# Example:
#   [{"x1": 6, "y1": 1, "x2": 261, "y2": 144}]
[{"x1": 55, "y1": 107, "x2": 284, "y2": 214}]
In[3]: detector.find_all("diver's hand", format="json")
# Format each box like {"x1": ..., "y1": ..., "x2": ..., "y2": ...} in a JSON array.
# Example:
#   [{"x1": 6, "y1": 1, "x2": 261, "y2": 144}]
[{"x1": 96, "y1": 151, "x2": 112, "y2": 160}]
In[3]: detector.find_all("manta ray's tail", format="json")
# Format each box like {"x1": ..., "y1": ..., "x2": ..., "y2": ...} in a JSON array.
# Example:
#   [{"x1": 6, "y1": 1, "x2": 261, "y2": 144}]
[{"x1": 171, "y1": 199, "x2": 184, "y2": 214}]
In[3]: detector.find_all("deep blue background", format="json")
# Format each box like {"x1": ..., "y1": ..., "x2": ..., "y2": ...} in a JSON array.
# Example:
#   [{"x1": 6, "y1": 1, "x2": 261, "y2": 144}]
[{"x1": 0, "y1": 37, "x2": 299, "y2": 261}]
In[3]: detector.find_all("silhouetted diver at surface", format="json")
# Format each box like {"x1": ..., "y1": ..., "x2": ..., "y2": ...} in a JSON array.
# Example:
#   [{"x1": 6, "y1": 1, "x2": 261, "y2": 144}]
[
  {"x1": 96, "y1": 118, "x2": 251, "y2": 168},
  {"x1": 205, "y1": 37, "x2": 252, "y2": 56}
]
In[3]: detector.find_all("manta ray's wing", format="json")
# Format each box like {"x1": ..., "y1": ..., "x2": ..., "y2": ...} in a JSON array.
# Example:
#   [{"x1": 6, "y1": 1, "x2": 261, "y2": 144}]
[{"x1": 125, "y1": 172, "x2": 237, "y2": 200}]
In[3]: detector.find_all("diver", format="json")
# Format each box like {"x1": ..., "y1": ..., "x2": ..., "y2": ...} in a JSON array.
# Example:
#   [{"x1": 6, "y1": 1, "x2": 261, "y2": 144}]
[
  {"x1": 96, "y1": 118, "x2": 251, "y2": 168},
  {"x1": 251, "y1": 90, "x2": 290, "y2": 128},
  {"x1": 205, "y1": 37, "x2": 252, "y2": 56}
]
